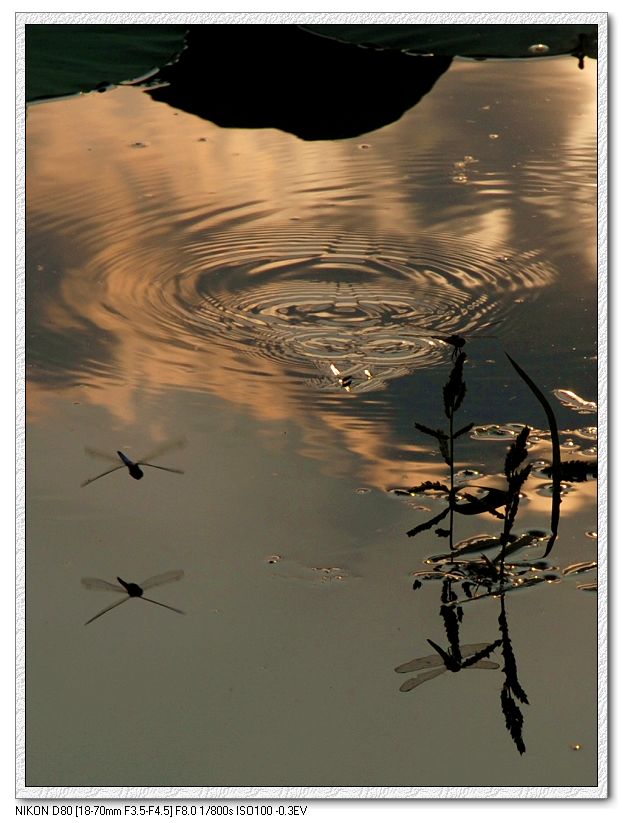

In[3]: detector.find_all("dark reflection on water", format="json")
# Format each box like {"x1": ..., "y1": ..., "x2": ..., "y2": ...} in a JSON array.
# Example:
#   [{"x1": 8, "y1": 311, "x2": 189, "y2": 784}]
[
  {"x1": 25, "y1": 50, "x2": 597, "y2": 789},
  {"x1": 146, "y1": 24, "x2": 453, "y2": 141}
]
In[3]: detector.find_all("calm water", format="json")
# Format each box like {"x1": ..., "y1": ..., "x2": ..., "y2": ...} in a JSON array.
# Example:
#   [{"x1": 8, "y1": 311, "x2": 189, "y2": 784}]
[{"x1": 25, "y1": 53, "x2": 598, "y2": 791}]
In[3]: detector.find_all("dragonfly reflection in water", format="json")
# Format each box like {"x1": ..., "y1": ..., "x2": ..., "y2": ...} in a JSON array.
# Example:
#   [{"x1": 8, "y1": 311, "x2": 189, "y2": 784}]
[
  {"x1": 395, "y1": 642, "x2": 500, "y2": 692},
  {"x1": 82, "y1": 570, "x2": 185, "y2": 625},
  {"x1": 80, "y1": 438, "x2": 186, "y2": 487}
]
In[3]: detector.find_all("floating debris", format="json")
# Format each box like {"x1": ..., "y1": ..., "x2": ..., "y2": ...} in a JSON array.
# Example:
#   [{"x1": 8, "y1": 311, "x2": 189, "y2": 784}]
[
  {"x1": 553, "y1": 390, "x2": 597, "y2": 414},
  {"x1": 562, "y1": 560, "x2": 597, "y2": 576},
  {"x1": 575, "y1": 426, "x2": 597, "y2": 440},
  {"x1": 471, "y1": 423, "x2": 528, "y2": 441}
]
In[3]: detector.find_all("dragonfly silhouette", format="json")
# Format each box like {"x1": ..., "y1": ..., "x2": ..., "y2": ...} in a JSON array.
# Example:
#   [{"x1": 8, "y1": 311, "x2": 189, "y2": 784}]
[
  {"x1": 81, "y1": 438, "x2": 185, "y2": 487},
  {"x1": 395, "y1": 641, "x2": 500, "y2": 691},
  {"x1": 430, "y1": 322, "x2": 501, "y2": 359},
  {"x1": 82, "y1": 570, "x2": 185, "y2": 625}
]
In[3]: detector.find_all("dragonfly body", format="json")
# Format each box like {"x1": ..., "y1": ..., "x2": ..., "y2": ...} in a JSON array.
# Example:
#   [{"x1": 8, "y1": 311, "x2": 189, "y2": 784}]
[
  {"x1": 118, "y1": 577, "x2": 143, "y2": 597},
  {"x1": 117, "y1": 451, "x2": 144, "y2": 480},
  {"x1": 82, "y1": 570, "x2": 185, "y2": 624},
  {"x1": 81, "y1": 439, "x2": 185, "y2": 487}
]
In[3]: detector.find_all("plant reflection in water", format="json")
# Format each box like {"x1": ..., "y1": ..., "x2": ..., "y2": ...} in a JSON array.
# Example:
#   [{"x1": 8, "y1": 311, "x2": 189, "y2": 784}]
[{"x1": 393, "y1": 346, "x2": 596, "y2": 754}]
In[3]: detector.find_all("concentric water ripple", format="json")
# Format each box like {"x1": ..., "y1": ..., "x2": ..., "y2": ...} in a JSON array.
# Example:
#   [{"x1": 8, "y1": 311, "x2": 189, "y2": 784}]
[{"x1": 94, "y1": 227, "x2": 555, "y2": 390}]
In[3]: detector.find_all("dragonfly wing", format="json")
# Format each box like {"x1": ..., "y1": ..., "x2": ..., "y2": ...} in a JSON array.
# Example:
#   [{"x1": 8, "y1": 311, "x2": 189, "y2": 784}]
[
  {"x1": 139, "y1": 463, "x2": 184, "y2": 474},
  {"x1": 395, "y1": 652, "x2": 444, "y2": 673},
  {"x1": 140, "y1": 570, "x2": 184, "y2": 590},
  {"x1": 84, "y1": 447, "x2": 122, "y2": 463},
  {"x1": 458, "y1": 643, "x2": 490, "y2": 657},
  {"x1": 80, "y1": 465, "x2": 124, "y2": 487},
  {"x1": 399, "y1": 668, "x2": 446, "y2": 692},
  {"x1": 140, "y1": 596, "x2": 185, "y2": 615},
  {"x1": 469, "y1": 660, "x2": 500, "y2": 670},
  {"x1": 84, "y1": 597, "x2": 129, "y2": 625},
  {"x1": 81, "y1": 577, "x2": 126, "y2": 593},
  {"x1": 136, "y1": 437, "x2": 186, "y2": 465}
]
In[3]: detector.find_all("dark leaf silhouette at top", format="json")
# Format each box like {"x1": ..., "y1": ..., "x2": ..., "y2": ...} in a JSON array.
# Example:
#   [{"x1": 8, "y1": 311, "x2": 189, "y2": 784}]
[
  {"x1": 82, "y1": 570, "x2": 185, "y2": 625},
  {"x1": 81, "y1": 438, "x2": 186, "y2": 487},
  {"x1": 146, "y1": 25, "x2": 453, "y2": 142}
]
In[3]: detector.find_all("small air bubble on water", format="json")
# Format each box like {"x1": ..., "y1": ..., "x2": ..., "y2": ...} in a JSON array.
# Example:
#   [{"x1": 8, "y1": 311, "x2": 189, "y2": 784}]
[{"x1": 528, "y1": 43, "x2": 550, "y2": 54}]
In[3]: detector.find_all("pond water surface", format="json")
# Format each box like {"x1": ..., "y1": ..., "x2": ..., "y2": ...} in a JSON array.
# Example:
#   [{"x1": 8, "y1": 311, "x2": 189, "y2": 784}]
[{"x1": 25, "y1": 52, "x2": 598, "y2": 791}]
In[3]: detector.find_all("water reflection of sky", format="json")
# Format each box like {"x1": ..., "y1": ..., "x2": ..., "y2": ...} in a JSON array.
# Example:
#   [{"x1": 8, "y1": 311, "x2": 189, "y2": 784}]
[{"x1": 26, "y1": 52, "x2": 598, "y2": 790}]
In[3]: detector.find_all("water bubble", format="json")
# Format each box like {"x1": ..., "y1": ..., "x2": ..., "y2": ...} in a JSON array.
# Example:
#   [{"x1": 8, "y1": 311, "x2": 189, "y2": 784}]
[
  {"x1": 358, "y1": 144, "x2": 371, "y2": 150},
  {"x1": 355, "y1": 487, "x2": 371, "y2": 495},
  {"x1": 575, "y1": 426, "x2": 597, "y2": 440},
  {"x1": 536, "y1": 482, "x2": 574, "y2": 497},
  {"x1": 311, "y1": 566, "x2": 347, "y2": 582},
  {"x1": 585, "y1": 530, "x2": 597, "y2": 539},
  {"x1": 130, "y1": 141, "x2": 149, "y2": 149},
  {"x1": 528, "y1": 43, "x2": 550, "y2": 54},
  {"x1": 471, "y1": 424, "x2": 520, "y2": 441},
  {"x1": 488, "y1": 133, "x2": 500, "y2": 140},
  {"x1": 456, "y1": 468, "x2": 482, "y2": 480},
  {"x1": 266, "y1": 554, "x2": 282, "y2": 564}
]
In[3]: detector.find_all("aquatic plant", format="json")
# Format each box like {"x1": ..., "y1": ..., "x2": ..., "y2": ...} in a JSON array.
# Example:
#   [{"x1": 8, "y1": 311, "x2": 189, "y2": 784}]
[{"x1": 395, "y1": 350, "x2": 570, "y2": 755}]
